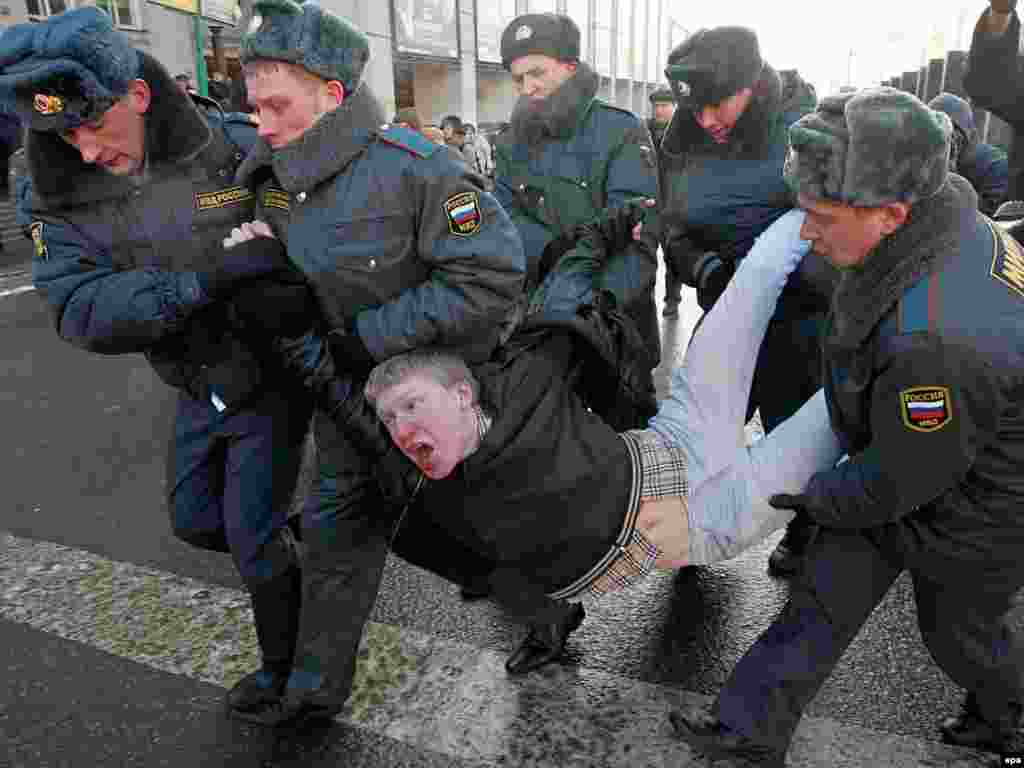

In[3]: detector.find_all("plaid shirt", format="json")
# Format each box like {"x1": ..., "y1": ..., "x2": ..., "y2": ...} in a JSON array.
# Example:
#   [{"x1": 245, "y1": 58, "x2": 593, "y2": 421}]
[{"x1": 549, "y1": 428, "x2": 688, "y2": 599}]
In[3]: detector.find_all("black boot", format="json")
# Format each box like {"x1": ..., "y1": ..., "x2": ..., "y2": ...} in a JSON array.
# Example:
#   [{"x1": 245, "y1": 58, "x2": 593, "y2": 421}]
[
  {"x1": 227, "y1": 564, "x2": 302, "y2": 721},
  {"x1": 505, "y1": 602, "x2": 585, "y2": 675},
  {"x1": 768, "y1": 511, "x2": 819, "y2": 576},
  {"x1": 940, "y1": 692, "x2": 1022, "y2": 753},
  {"x1": 668, "y1": 703, "x2": 786, "y2": 768}
]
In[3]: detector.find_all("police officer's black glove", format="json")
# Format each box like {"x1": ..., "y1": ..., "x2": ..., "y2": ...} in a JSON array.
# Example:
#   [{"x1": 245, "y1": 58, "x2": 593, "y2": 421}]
[
  {"x1": 327, "y1": 321, "x2": 377, "y2": 379},
  {"x1": 585, "y1": 198, "x2": 658, "y2": 256},
  {"x1": 228, "y1": 272, "x2": 320, "y2": 338},
  {"x1": 769, "y1": 494, "x2": 817, "y2": 521},
  {"x1": 196, "y1": 236, "x2": 292, "y2": 301},
  {"x1": 696, "y1": 260, "x2": 734, "y2": 312}
]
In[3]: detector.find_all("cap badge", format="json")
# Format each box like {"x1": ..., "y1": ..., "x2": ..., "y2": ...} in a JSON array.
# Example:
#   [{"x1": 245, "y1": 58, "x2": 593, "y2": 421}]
[
  {"x1": 248, "y1": 13, "x2": 263, "y2": 33},
  {"x1": 33, "y1": 94, "x2": 64, "y2": 115},
  {"x1": 515, "y1": 25, "x2": 533, "y2": 41}
]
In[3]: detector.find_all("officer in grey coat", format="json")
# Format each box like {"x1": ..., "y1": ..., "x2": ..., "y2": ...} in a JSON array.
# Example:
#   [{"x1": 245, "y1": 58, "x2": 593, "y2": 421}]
[
  {"x1": 231, "y1": 0, "x2": 525, "y2": 726},
  {"x1": 1, "y1": 7, "x2": 313, "y2": 720}
]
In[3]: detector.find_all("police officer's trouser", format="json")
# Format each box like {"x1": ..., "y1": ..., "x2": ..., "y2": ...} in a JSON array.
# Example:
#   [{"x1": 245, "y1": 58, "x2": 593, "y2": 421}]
[
  {"x1": 168, "y1": 388, "x2": 311, "y2": 675},
  {"x1": 713, "y1": 525, "x2": 1024, "y2": 753},
  {"x1": 167, "y1": 388, "x2": 310, "y2": 586},
  {"x1": 288, "y1": 408, "x2": 495, "y2": 711}
]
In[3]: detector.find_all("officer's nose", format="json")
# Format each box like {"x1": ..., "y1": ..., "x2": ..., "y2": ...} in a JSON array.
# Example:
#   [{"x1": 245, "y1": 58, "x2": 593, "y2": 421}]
[
  {"x1": 696, "y1": 106, "x2": 719, "y2": 132},
  {"x1": 73, "y1": 132, "x2": 102, "y2": 164}
]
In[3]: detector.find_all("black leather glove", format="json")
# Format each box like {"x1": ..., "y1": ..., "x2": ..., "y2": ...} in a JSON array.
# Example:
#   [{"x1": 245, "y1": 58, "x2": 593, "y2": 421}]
[
  {"x1": 769, "y1": 493, "x2": 818, "y2": 521},
  {"x1": 196, "y1": 236, "x2": 292, "y2": 300},
  {"x1": 584, "y1": 197, "x2": 656, "y2": 256},
  {"x1": 229, "y1": 273, "x2": 319, "y2": 338},
  {"x1": 327, "y1": 321, "x2": 377, "y2": 379}
]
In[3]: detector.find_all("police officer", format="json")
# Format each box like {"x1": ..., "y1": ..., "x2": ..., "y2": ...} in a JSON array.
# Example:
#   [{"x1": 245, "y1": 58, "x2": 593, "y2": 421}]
[
  {"x1": 647, "y1": 86, "x2": 680, "y2": 317},
  {"x1": 659, "y1": 26, "x2": 832, "y2": 575},
  {"x1": 929, "y1": 92, "x2": 1009, "y2": 216},
  {"x1": 233, "y1": 0, "x2": 525, "y2": 725},
  {"x1": 0, "y1": 6, "x2": 313, "y2": 720},
  {"x1": 494, "y1": 13, "x2": 660, "y2": 368},
  {"x1": 671, "y1": 87, "x2": 1024, "y2": 765}
]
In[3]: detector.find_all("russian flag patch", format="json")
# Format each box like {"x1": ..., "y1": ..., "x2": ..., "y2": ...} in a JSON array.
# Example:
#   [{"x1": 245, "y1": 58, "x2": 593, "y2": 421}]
[
  {"x1": 900, "y1": 386, "x2": 952, "y2": 433},
  {"x1": 444, "y1": 191, "x2": 482, "y2": 237}
]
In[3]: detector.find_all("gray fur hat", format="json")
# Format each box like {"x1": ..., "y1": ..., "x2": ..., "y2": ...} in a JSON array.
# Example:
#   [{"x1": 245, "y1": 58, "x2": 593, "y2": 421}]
[
  {"x1": 785, "y1": 86, "x2": 952, "y2": 207},
  {"x1": 241, "y1": 0, "x2": 370, "y2": 94}
]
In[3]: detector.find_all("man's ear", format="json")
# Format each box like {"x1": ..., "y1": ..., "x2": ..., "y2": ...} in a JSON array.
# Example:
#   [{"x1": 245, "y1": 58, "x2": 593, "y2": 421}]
[
  {"x1": 126, "y1": 79, "x2": 152, "y2": 114},
  {"x1": 455, "y1": 380, "x2": 474, "y2": 408},
  {"x1": 326, "y1": 80, "x2": 345, "y2": 107},
  {"x1": 881, "y1": 202, "x2": 911, "y2": 235}
]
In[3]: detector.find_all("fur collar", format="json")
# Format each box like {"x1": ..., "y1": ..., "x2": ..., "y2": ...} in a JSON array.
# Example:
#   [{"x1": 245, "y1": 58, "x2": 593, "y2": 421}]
[
  {"x1": 661, "y1": 63, "x2": 786, "y2": 163},
  {"x1": 235, "y1": 84, "x2": 385, "y2": 194},
  {"x1": 825, "y1": 174, "x2": 977, "y2": 352},
  {"x1": 508, "y1": 62, "x2": 600, "y2": 145},
  {"x1": 26, "y1": 51, "x2": 212, "y2": 208}
]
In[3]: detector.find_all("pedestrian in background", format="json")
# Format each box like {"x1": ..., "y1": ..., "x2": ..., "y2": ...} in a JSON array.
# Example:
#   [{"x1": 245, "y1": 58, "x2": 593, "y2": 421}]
[
  {"x1": 671, "y1": 86, "x2": 1024, "y2": 766},
  {"x1": 930, "y1": 91, "x2": 1008, "y2": 215},
  {"x1": 0, "y1": 5, "x2": 313, "y2": 725},
  {"x1": 234, "y1": 0, "x2": 524, "y2": 726},
  {"x1": 658, "y1": 26, "x2": 835, "y2": 576}
]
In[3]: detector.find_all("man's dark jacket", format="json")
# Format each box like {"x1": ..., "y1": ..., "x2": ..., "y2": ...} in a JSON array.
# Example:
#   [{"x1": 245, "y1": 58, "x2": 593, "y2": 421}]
[
  {"x1": 24, "y1": 52, "x2": 271, "y2": 407},
  {"x1": 803, "y1": 176, "x2": 1024, "y2": 578},
  {"x1": 964, "y1": 8, "x2": 1024, "y2": 201}
]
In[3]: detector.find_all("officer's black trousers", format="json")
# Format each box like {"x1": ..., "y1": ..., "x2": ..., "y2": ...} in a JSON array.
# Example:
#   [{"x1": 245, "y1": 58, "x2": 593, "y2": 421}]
[
  {"x1": 713, "y1": 526, "x2": 1024, "y2": 753},
  {"x1": 167, "y1": 388, "x2": 310, "y2": 587}
]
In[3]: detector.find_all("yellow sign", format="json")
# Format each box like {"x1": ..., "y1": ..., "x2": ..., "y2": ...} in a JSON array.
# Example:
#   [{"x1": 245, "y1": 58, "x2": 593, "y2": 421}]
[
  {"x1": 149, "y1": 0, "x2": 199, "y2": 15},
  {"x1": 992, "y1": 224, "x2": 1024, "y2": 298}
]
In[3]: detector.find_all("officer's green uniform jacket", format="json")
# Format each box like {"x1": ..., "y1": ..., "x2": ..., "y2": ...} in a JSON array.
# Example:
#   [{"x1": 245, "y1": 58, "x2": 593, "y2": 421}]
[
  {"x1": 25, "y1": 57, "x2": 270, "y2": 406},
  {"x1": 237, "y1": 84, "x2": 525, "y2": 370},
  {"x1": 494, "y1": 62, "x2": 660, "y2": 364},
  {"x1": 805, "y1": 176, "x2": 1024, "y2": 578}
]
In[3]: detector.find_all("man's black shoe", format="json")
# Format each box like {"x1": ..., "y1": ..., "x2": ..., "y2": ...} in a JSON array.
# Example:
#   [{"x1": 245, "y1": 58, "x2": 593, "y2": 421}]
[
  {"x1": 940, "y1": 693, "x2": 1021, "y2": 753},
  {"x1": 668, "y1": 704, "x2": 785, "y2": 767},
  {"x1": 459, "y1": 582, "x2": 492, "y2": 601},
  {"x1": 226, "y1": 668, "x2": 289, "y2": 719},
  {"x1": 505, "y1": 602, "x2": 585, "y2": 675},
  {"x1": 767, "y1": 516, "x2": 818, "y2": 575},
  {"x1": 229, "y1": 691, "x2": 342, "y2": 727}
]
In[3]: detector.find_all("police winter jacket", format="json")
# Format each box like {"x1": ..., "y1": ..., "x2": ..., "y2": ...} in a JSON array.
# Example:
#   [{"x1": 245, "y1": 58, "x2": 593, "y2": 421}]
[
  {"x1": 236, "y1": 83, "x2": 525, "y2": 372},
  {"x1": 25, "y1": 52, "x2": 270, "y2": 406},
  {"x1": 659, "y1": 64, "x2": 816, "y2": 274},
  {"x1": 804, "y1": 176, "x2": 1024, "y2": 576},
  {"x1": 493, "y1": 62, "x2": 660, "y2": 364}
]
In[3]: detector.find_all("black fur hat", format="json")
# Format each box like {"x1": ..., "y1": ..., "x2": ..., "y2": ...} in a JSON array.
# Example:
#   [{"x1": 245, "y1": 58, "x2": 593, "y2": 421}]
[{"x1": 664, "y1": 26, "x2": 762, "y2": 108}]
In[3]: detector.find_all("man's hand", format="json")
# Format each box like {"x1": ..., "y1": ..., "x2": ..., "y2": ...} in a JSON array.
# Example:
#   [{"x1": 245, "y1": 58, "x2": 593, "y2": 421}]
[
  {"x1": 985, "y1": 0, "x2": 1016, "y2": 36},
  {"x1": 223, "y1": 219, "x2": 276, "y2": 249},
  {"x1": 583, "y1": 197, "x2": 658, "y2": 255}
]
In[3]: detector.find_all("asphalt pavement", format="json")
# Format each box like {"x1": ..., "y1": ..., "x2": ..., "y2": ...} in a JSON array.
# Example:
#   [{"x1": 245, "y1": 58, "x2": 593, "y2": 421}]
[{"x1": 0, "y1": 258, "x2": 1017, "y2": 768}]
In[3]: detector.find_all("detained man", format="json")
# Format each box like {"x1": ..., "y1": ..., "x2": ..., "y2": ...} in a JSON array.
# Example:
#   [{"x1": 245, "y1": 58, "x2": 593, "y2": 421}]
[{"x1": 331, "y1": 207, "x2": 843, "y2": 674}]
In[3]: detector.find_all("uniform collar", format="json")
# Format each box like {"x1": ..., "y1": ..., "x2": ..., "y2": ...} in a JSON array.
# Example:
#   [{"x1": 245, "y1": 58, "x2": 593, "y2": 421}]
[{"x1": 236, "y1": 84, "x2": 385, "y2": 195}]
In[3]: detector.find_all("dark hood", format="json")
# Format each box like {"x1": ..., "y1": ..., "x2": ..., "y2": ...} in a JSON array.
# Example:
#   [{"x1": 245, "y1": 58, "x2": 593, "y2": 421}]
[
  {"x1": 26, "y1": 50, "x2": 212, "y2": 208},
  {"x1": 508, "y1": 61, "x2": 599, "y2": 145}
]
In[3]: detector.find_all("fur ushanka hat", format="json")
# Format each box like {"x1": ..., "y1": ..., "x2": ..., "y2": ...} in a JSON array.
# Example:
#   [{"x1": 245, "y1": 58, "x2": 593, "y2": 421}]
[{"x1": 785, "y1": 86, "x2": 952, "y2": 207}]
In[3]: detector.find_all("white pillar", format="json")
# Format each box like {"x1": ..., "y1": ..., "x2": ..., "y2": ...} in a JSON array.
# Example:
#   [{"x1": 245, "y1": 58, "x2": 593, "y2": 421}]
[{"x1": 460, "y1": 0, "x2": 478, "y2": 125}]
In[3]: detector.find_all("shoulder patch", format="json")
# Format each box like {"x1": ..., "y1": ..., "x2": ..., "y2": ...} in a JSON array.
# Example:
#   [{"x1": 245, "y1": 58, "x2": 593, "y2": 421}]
[
  {"x1": 30, "y1": 221, "x2": 47, "y2": 261},
  {"x1": 195, "y1": 185, "x2": 254, "y2": 211},
  {"x1": 900, "y1": 386, "x2": 952, "y2": 433},
  {"x1": 378, "y1": 125, "x2": 438, "y2": 159},
  {"x1": 990, "y1": 220, "x2": 1024, "y2": 298},
  {"x1": 444, "y1": 191, "x2": 482, "y2": 237},
  {"x1": 262, "y1": 187, "x2": 290, "y2": 211}
]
